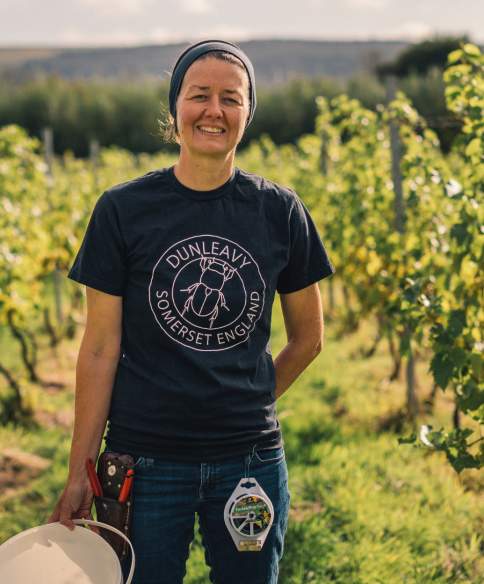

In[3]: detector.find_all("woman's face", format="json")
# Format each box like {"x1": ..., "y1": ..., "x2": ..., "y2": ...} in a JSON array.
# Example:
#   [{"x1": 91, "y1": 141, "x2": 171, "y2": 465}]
[{"x1": 175, "y1": 57, "x2": 250, "y2": 159}]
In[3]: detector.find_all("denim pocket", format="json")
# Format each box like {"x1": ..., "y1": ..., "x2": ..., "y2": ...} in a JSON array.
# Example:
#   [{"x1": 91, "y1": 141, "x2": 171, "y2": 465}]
[{"x1": 253, "y1": 446, "x2": 285, "y2": 464}]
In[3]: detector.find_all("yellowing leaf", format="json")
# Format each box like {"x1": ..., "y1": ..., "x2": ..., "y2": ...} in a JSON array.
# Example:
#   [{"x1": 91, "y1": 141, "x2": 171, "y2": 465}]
[
  {"x1": 465, "y1": 138, "x2": 482, "y2": 158},
  {"x1": 447, "y1": 49, "x2": 463, "y2": 65},
  {"x1": 460, "y1": 258, "x2": 478, "y2": 282},
  {"x1": 367, "y1": 251, "x2": 382, "y2": 276}
]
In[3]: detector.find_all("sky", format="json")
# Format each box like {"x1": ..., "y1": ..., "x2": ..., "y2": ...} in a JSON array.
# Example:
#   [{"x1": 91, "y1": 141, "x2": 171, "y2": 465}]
[{"x1": 1, "y1": 0, "x2": 483, "y2": 47}]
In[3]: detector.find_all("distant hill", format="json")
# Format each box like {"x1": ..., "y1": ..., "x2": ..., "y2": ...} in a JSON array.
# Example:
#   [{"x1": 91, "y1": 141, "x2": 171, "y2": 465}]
[{"x1": 0, "y1": 39, "x2": 410, "y2": 85}]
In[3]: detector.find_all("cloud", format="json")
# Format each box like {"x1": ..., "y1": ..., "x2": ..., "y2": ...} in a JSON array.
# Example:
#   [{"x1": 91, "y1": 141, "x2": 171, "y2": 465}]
[
  {"x1": 147, "y1": 28, "x2": 192, "y2": 44},
  {"x1": 55, "y1": 24, "x2": 250, "y2": 48},
  {"x1": 180, "y1": 0, "x2": 213, "y2": 14},
  {"x1": 346, "y1": 0, "x2": 390, "y2": 8},
  {"x1": 56, "y1": 27, "x2": 186, "y2": 47},
  {"x1": 185, "y1": 25, "x2": 251, "y2": 42},
  {"x1": 378, "y1": 20, "x2": 434, "y2": 40},
  {"x1": 78, "y1": 0, "x2": 155, "y2": 16}
]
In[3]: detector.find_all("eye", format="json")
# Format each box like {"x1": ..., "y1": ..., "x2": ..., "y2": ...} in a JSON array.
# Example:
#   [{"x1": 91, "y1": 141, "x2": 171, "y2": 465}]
[{"x1": 225, "y1": 97, "x2": 239, "y2": 104}]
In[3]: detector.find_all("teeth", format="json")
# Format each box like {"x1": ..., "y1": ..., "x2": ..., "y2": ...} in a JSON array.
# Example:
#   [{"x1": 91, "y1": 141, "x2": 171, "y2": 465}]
[{"x1": 198, "y1": 126, "x2": 224, "y2": 133}]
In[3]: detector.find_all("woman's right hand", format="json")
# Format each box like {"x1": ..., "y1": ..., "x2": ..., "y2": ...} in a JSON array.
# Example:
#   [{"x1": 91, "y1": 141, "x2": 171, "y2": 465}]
[{"x1": 47, "y1": 477, "x2": 100, "y2": 534}]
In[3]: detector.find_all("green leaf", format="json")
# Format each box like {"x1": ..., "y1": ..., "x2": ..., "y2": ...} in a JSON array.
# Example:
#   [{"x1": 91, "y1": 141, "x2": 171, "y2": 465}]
[
  {"x1": 470, "y1": 353, "x2": 483, "y2": 382},
  {"x1": 448, "y1": 452, "x2": 479, "y2": 473},
  {"x1": 458, "y1": 380, "x2": 484, "y2": 412},
  {"x1": 447, "y1": 310, "x2": 467, "y2": 337},
  {"x1": 430, "y1": 352, "x2": 453, "y2": 390},
  {"x1": 398, "y1": 433, "x2": 417, "y2": 444},
  {"x1": 449, "y1": 347, "x2": 468, "y2": 370},
  {"x1": 426, "y1": 429, "x2": 446, "y2": 448},
  {"x1": 450, "y1": 222, "x2": 469, "y2": 245}
]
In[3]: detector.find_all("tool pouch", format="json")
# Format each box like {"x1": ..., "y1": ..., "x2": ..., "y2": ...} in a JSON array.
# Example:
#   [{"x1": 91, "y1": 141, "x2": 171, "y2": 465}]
[{"x1": 94, "y1": 451, "x2": 135, "y2": 562}]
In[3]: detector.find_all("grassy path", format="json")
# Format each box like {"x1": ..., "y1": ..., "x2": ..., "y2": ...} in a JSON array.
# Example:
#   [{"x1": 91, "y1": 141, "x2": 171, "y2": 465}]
[
  {"x1": 187, "y1": 292, "x2": 483, "y2": 583},
  {"x1": 0, "y1": 286, "x2": 482, "y2": 582}
]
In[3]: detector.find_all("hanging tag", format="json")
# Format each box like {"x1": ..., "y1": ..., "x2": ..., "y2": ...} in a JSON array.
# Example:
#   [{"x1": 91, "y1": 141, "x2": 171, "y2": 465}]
[{"x1": 224, "y1": 477, "x2": 274, "y2": 552}]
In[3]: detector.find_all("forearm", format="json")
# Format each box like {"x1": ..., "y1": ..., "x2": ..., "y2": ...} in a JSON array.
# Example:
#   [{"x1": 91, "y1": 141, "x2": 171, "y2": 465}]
[
  {"x1": 273, "y1": 339, "x2": 321, "y2": 400},
  {"x1": 67, "y1": 344, "x2": 120, "y2": 482}
]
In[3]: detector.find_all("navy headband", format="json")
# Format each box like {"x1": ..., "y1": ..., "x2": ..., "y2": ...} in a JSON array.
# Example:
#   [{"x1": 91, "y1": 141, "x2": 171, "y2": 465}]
[{"x1": 168, "y1": 39, "x2": 257, "y2": 130}]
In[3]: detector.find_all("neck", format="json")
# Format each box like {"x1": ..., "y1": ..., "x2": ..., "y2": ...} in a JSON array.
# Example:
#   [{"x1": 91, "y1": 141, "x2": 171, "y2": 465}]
[{"x1": 173, "y1": 150, "x2": 235, "y2": 191}]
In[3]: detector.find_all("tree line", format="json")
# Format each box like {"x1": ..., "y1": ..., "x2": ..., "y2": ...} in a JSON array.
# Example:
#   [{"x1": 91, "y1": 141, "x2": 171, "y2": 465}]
[{"x1": 0, "y1": 67, "x2": 462, "y2": 157}]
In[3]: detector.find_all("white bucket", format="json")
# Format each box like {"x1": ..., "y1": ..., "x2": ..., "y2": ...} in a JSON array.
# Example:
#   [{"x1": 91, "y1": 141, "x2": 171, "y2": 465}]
[{"x1": 0, "y1": 519, "x2": 135, "y2": 584}]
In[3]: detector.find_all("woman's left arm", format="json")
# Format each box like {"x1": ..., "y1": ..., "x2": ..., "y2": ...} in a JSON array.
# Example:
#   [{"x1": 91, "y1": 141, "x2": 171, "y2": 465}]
[{"x1": 273, "y1": 282, "x2": 324, "y2": 400}]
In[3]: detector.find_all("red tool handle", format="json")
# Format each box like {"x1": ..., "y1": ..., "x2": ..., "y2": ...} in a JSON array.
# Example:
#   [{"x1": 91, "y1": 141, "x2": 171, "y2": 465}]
[
  {"x1": 118, "y1": 469, "x2": 134, "y2": 503},
  {"x1": 86, "y1": 458, "x2": 103, "y2": 497}
]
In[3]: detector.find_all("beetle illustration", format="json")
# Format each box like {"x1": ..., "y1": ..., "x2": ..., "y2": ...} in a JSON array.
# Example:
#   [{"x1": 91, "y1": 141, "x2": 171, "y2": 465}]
[{"x1": 180, "y1": 256, "x2": 236, "y2": 328}]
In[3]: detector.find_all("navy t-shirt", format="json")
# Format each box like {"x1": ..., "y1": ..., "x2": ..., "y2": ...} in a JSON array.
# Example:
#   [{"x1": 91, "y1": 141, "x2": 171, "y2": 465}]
[{"x1": 67, "y1": 165, "x2": 335, "y2": 462}]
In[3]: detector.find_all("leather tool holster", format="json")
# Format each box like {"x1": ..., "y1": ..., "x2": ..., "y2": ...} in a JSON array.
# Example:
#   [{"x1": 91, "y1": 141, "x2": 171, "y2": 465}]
[{"x1": 94, "y1": 451, "x2": 135, "y2": 562}]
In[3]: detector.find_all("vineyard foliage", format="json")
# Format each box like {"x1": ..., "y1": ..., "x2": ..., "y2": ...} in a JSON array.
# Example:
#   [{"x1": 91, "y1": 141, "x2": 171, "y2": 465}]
[{"x1": 0, "y1": 43, "x2": 482, "y2": 472}]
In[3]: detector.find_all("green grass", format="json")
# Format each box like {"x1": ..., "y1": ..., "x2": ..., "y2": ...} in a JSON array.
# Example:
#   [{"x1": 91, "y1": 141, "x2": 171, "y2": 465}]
[{"x1": 0, "y1": 285, "x2": 482, "y2": 583}]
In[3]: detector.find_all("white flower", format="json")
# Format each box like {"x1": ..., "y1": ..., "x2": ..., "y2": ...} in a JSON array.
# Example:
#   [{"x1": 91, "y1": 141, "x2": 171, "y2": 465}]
[
  {"x1": 445, "y1": 179, "x2": 462, "y2": 197},
  {"x1": 419, "y1": 425, "x2": 435, "y2": 448}
]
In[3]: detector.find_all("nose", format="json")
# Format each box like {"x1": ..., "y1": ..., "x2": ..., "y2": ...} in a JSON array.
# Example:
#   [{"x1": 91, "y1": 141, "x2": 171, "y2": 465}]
[{"x1": 203, "y1": 94, "x2": 223, "y2": 118}]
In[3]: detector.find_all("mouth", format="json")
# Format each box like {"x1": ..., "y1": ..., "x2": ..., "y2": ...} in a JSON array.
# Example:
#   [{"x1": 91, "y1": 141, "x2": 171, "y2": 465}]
[{"x1": 196, "y1": 126, "x2": 226, "y2": 137}]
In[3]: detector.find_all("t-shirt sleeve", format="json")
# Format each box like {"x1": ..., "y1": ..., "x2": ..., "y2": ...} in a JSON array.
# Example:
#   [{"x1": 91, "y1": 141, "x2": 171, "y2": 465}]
[
  {"x1": 67, "y1": 191, "x2": 127, "y2": 296},
  {"x1": 276, "y1": 193, "x2": 335, "y2": 294}
]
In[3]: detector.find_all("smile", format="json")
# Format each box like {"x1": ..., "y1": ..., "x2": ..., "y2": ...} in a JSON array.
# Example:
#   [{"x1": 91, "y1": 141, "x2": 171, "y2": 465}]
[{"x1": 197, "y1": 126, "x2": 226, "y2": 136}]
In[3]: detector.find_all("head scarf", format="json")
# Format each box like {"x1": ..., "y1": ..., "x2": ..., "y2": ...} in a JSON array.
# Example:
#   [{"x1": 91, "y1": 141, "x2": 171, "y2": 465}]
[{"x1": 168, "y1": 39, "x2": 257, "y2": 130}]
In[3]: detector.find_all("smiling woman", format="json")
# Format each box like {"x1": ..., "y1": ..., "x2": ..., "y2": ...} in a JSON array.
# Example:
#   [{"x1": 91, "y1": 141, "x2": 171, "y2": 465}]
[
  {"x1": 53, "y1": 38, "x2": 335, "y2": 584},
  {"x1": 159, "y1": 48, "x2": 253, "y2": 190},
  {"x1": 174, "y1": 56, "x2": 249, "y2": 185}
]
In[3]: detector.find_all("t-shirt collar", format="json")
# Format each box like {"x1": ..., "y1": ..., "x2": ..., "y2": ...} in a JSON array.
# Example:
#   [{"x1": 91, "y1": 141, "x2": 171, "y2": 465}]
[{"x1": 167, "y1": 165, "x2": 239, "y2": 201}]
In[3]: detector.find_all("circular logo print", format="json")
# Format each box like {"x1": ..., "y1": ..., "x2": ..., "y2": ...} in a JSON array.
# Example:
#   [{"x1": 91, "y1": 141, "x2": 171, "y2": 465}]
[{"x1": 148, "y1": 234, "x2": 266, "y2": 351}]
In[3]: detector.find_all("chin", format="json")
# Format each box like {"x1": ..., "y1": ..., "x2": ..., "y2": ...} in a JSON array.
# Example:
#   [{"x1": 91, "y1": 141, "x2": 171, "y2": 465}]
[{"x1": 191, "y1": 143, "x2": 234, "y2": 157}]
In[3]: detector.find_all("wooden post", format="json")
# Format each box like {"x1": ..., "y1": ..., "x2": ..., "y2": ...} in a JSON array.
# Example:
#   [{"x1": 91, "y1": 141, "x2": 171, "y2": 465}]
[
  {"x1": 89, "y1": 138, "x2": 99, "y2": 191},
  {"x1": 385, "y1": 76, "x2": 418, "y2": 421},
  {"x1": 316, "y1": 105, "x2": 333, "y2": 312},
  {"x1": 386, "y1": 77, "x2": 405, "y2": 233},
  {"x1": 319, "y1": 127, "x2": 329, "y2": 176},
  {"x1": 42, "y1": 127, "x2": 54, "y2": 189},
  {"x1": 42, "y1": 127, "x2": 64, "y2": 326}
]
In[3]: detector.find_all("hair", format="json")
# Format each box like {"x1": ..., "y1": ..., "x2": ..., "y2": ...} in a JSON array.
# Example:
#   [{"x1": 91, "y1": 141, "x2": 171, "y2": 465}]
[{"x1": 157, "y1": 50, "x2": 251, "y2": 145}]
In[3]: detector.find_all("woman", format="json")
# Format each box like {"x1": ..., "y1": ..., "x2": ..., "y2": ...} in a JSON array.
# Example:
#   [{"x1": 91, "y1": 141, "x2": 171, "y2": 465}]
[{"x1": 48, "y1": 39, "x2": 335, "y2": 584}]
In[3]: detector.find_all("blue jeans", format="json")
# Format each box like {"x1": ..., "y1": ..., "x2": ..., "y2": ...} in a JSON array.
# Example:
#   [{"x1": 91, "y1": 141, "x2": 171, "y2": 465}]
[{"x1": 102, "y1": 445, "x2": 291, "y2": 584}]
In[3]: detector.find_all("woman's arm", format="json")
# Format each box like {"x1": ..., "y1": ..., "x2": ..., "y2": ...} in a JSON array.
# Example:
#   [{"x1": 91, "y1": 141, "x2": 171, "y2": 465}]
[
  {"x1": 67, "y1": 286, "x2": 123, "y2": 482},
  {"x1": 273, "y1": 283, "x2": 324, "y2": 400},
  {"x1": 46, "y1": 286, "x2": 122, "y2": 530}
]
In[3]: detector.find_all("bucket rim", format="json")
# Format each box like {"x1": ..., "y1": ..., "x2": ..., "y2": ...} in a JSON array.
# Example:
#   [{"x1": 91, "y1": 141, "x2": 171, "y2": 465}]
[{"x1": 0, "y1": 519, "x2": 135, "y2": 584}]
